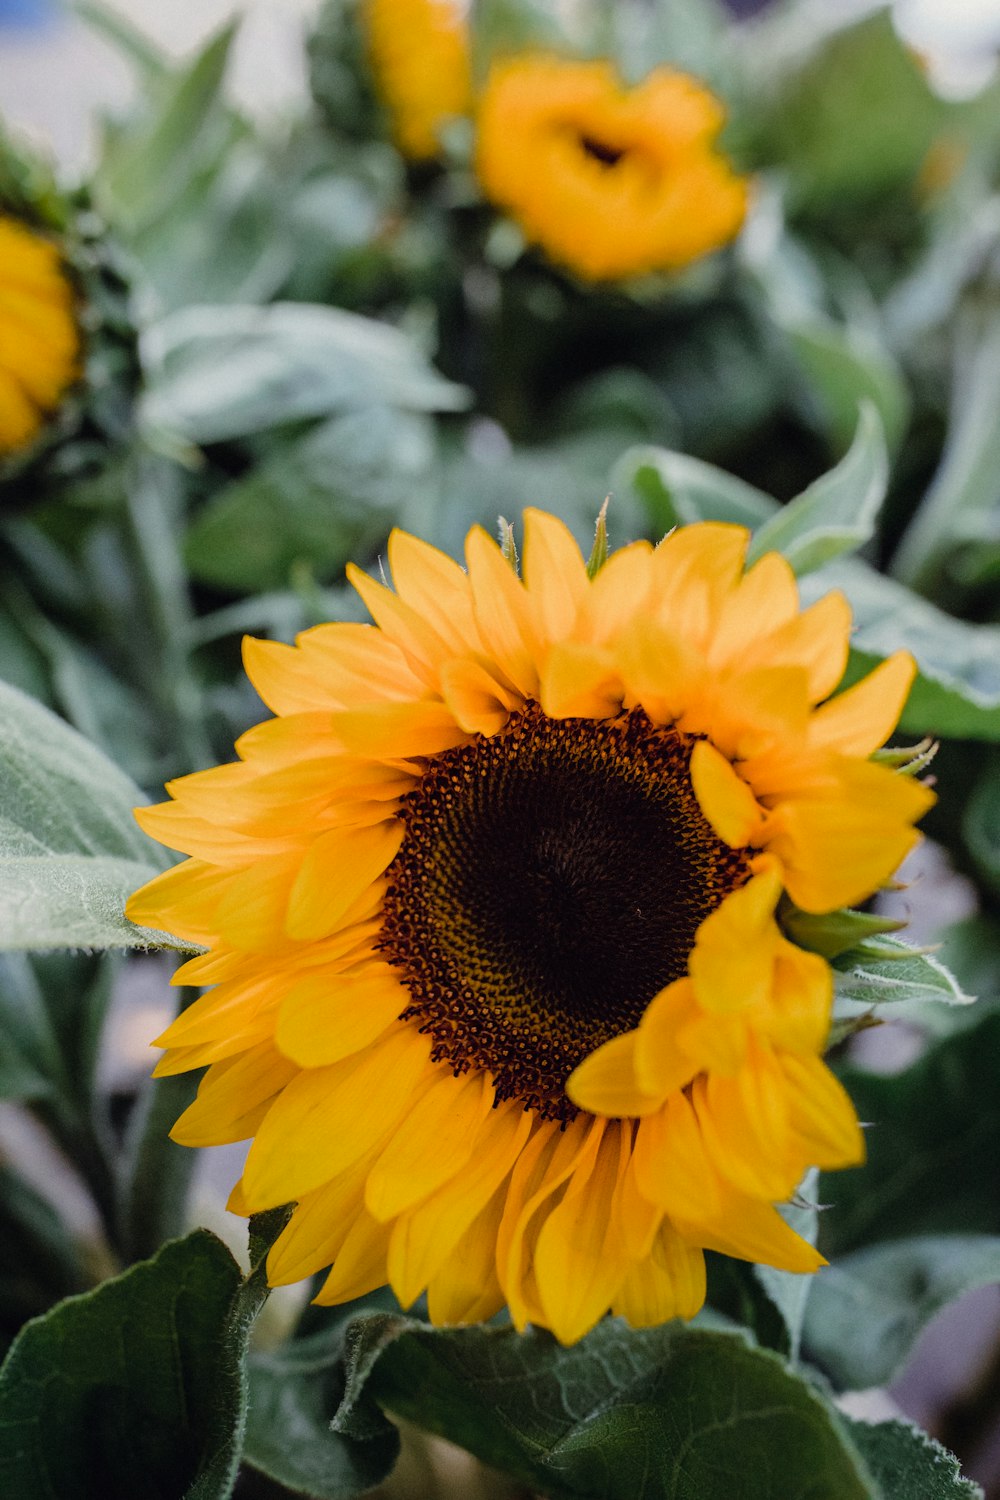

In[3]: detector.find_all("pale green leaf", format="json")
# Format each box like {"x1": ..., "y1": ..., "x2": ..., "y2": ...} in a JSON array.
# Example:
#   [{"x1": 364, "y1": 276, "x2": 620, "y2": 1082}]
[
  {"x1": 805, "y1": 1234, "x2": 1000, "y2": 1391},
  {"x1": 0, "y1": 679, "x2": 177, "y2": 952},
  {"x1": 833, "y1": 936, "x2": 973, "y2": 1011},
  {"x1": 142, "y1": 302, "x2": 468, "y2": 446},
  {"x1": 748, "y1": 403, "x2": 888, "y2": 574},
  {"x1": 800, "y1": 559, "x2": 1000, "y2": 740}
]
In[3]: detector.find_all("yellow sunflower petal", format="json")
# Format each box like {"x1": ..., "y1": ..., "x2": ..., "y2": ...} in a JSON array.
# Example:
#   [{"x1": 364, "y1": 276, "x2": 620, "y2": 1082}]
[
  {"x1": 171, "y1": 1044, "x2": 297, "y2": 1148},
  {"x1": 632, "y1": 1090, "x2": 724, "y2": 1223},
  {"x1": 464, "y1": 525, "x2": 540, "y2": 698},
  {"x1": 285, "y1": 821, "x2": 403, "y2": 941},
  {"x1": 425, "y1": 1186, "x2": 507, "y2": 1326},
  {"x1": 810, "y1": 651, "x2": 917, "y2": 757},
  {"x1": 439, "y1": 656, "x2": 522, "y2": 735},
  {"x1": 768, "y1": 763, "x2": 934, "y2": 913},
  {"x1": 365, "y1": 1069, "x2": 493, "y2": 1220},
  {"x1": 687, "y1": 868, "x2": 782, "y2": 1015},
  {"x1": 612, "y1": 1222, "x2": 707, "y2": 1327},
  {"x1": 266, "y1": 1144, "x2": 382, "y2": 1285},
  {"x1": 780, "y1": 1052, "x2": 866, "y2": 1170},
  {"x1": 387, "y1": 1100, "x2": 532, "y2": 1308},
  {"x1": 496, "y1": 1113, "x2": 598, "y2": 1330},
  {"x1": 313, "y1": 1208, "x2": 392, "y2": 1306},
  {"x1": 275, "y1": 963, "x2": 408, "y2": 1067},
  {"x1": 695, "y1": 1047, "x2": 799, "y2": 1201},
  {"x1": 522, "y1": 508, "x2": 588, "y2": 642},
  {"x1": 676, "y1": 1190, "x2": 825, "y2": 1274},
  {"x1": 533, "y1": 1124, "x2": 633, "y2": 1345},
  {"x1": 689, "y1": 738, "x2": 766, "y2": 848},
  {"x1": 651, "y1": 523, "x2": 749, "y2": 650},
  {"x1": 539, "y1": 641, "x2": 622, "y2": 720},
  {"x1": 241, "y1": 1026, "x2": 432, "y2": 1209},
  {"x1": 566, "y1": 1029, "x2": 665, "y2": 1117},
  {"x1": 388, "y1": 529, "x2": 482, "y2": 659}
]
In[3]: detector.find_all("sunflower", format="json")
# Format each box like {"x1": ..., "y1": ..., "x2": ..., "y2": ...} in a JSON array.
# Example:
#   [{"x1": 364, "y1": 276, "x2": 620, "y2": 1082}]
[
  {"x1": 129, "y1": 512, "x2": 932, "y2": 1345},
  {"x1": 475, "y1": 56, "x2": 748, "y2": 281},
  {"x1": 364, "y1": 0, "x2": 472, "y2": 161},
  {"x1": 0, "y1": 215, "x2": 80, "y2": 457}
]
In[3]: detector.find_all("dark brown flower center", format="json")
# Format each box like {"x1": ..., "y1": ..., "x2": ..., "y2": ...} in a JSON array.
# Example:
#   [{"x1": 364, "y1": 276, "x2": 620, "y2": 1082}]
[
  {"x1": 379, "y1": 705, "x2": 750, "y2": 1121},
  {"x1": 579, "y1": 134, "x2": 625, "y2": 167}
]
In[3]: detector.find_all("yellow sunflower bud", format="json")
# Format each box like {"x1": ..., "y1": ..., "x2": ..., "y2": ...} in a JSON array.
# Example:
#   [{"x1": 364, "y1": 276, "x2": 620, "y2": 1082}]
[
  {"x1": 364, "y1": 0, "x2": 473, "y2": 161},
  {"x1": 476, "y1": 55, "x2": 749, "y2": 281},
  {"x1": 0, "y1": 215, "x2": 80, "y2": 457}
]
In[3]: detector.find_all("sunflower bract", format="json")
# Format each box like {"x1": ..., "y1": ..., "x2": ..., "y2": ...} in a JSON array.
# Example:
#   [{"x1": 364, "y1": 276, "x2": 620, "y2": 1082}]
[
  {"x1": 128, "y1": 512, "x2": 933, "y2": 1345},
  {"x1": 0, "y1": 216, "x2": 80, "y2": 456},
  {"x1": 475, "y1": 56, "x2": 749, "y2": 280}
]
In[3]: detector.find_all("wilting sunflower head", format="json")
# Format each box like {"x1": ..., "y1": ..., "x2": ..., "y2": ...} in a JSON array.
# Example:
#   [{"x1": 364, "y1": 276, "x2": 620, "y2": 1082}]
[
  {"x1": 364, "y1": 0, "x2": 472, "y2": 160},
  {"x1": 0, "y1": 214, "x2": 80, "y2": 457},
  {"x1": 475, "y1": 55, "x2": 748, "y2": 281},
  {"x1": 129, "y1": 510, "x2": 933, "y2": 1345}
]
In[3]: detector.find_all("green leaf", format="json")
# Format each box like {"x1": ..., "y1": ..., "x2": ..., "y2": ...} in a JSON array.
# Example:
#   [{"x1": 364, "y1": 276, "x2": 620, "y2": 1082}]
[
  {"x1": 833, "y1": 936, "x2": 973, "y2": 1011},
  {"x1": 748, "y1": 403, "x2": 888, "y2": 574},
  {"x1": 820, "y1": 1012, "x2": 1000, "y2": 1257},
  {"x1": 95, "y1": 23, "x2": 238, "y2": 235},
  {"x1": 754, "y1": 1171, "x2": 819, "y2": 1363},
  {"x1": 244, "y1": 1297, "x2": 401, "y2": 1499},
  {"x1": 184, "y1": 408, "x2": 434, "y2": 594},
  {"x1": 783, "y1": 319, "x2": 908, "y2": 458},
  {"x1": 186, "y1": 1210, "x2": 292, "y2": 1500},
  {"x1": 754, "y1": 11, "x2": 950, "y2": 211},
  {"x1": 601, "y1": 0, "x2": 731, "y2": 89},
  {"x1": 800, "y1": 559, "x2": 1000, "y2": 741},
  {"x1": 0, "y1": 679, "x2": 182, "y2": 952},
  {"x1": 844, "y1": 1419, "x2": 982, "y2": 1500},
  {"x1": 142, "y1": 303, "x2": 468, "y2": 447},
  {"x1": 613, "y1": 444, "x2": 777, "y2": 534},
  {"x1": 892, "y1": 311, "x2": 1000, "y2": 593},
  {"x1": 334, "y1": 1315, "x2": 875, "y2": 1498},
  {"x1": 0, "y1": 952, "x2": 112, "y2": 1108},
  {"x1": 804, "y1": 1234, "x2": 1000, "y2": 1392},
  {"x1": 470, "y1": 0, "x2": 567, "y2": 83},
  {"x1": 963, "y1": 753, "x2": 1000, "y2": 898},
  {"x1": 0, "y1": 1230, "x2": 243, "y2": 1500}
]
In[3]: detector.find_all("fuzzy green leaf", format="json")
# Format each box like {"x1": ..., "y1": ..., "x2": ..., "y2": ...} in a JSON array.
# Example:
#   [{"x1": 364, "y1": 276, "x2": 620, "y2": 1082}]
[
  {"x1": 833, "y1": 937, "x2": 973, "y2": 1011},
  {"x1": 781, "y1": 905, "x2": 905, "y2": 962},
  {"x1": 334, "y1": 1315, "x2": 875, "y2": 1499},
  {"x1": 0, "y1": 1230, "x2": 243, "y2": 1500},
  {"x1": 845, "y1": 1420, "x2": 981, "y2": 1499},
  {"x1": 244, "y1": 1298, "x2": 401, "y2": 1499},
  {"x1": 0, "y1": 679, "x2": 179, "y2": 951}
]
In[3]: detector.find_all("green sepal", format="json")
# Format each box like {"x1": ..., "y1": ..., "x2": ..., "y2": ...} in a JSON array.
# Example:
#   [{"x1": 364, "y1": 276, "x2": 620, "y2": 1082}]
[{"x1": 780, "y1": 900, "x2": 906, "y2": 961}]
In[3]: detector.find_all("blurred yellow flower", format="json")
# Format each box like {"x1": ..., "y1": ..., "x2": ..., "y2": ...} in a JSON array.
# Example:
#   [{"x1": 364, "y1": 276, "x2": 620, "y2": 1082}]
[
  {"x1": 476, "y1": 55, "x2": 749, "y2": 280},
  {"x1": 129, "y1": 513, "x2": 931, "y2": 1346},
  {"x1": 364, "y1": 0, "x2": 472, "y2": 160},
  {"x1": 0, "y1": 216, "x2": 80, "y2": 456}
]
